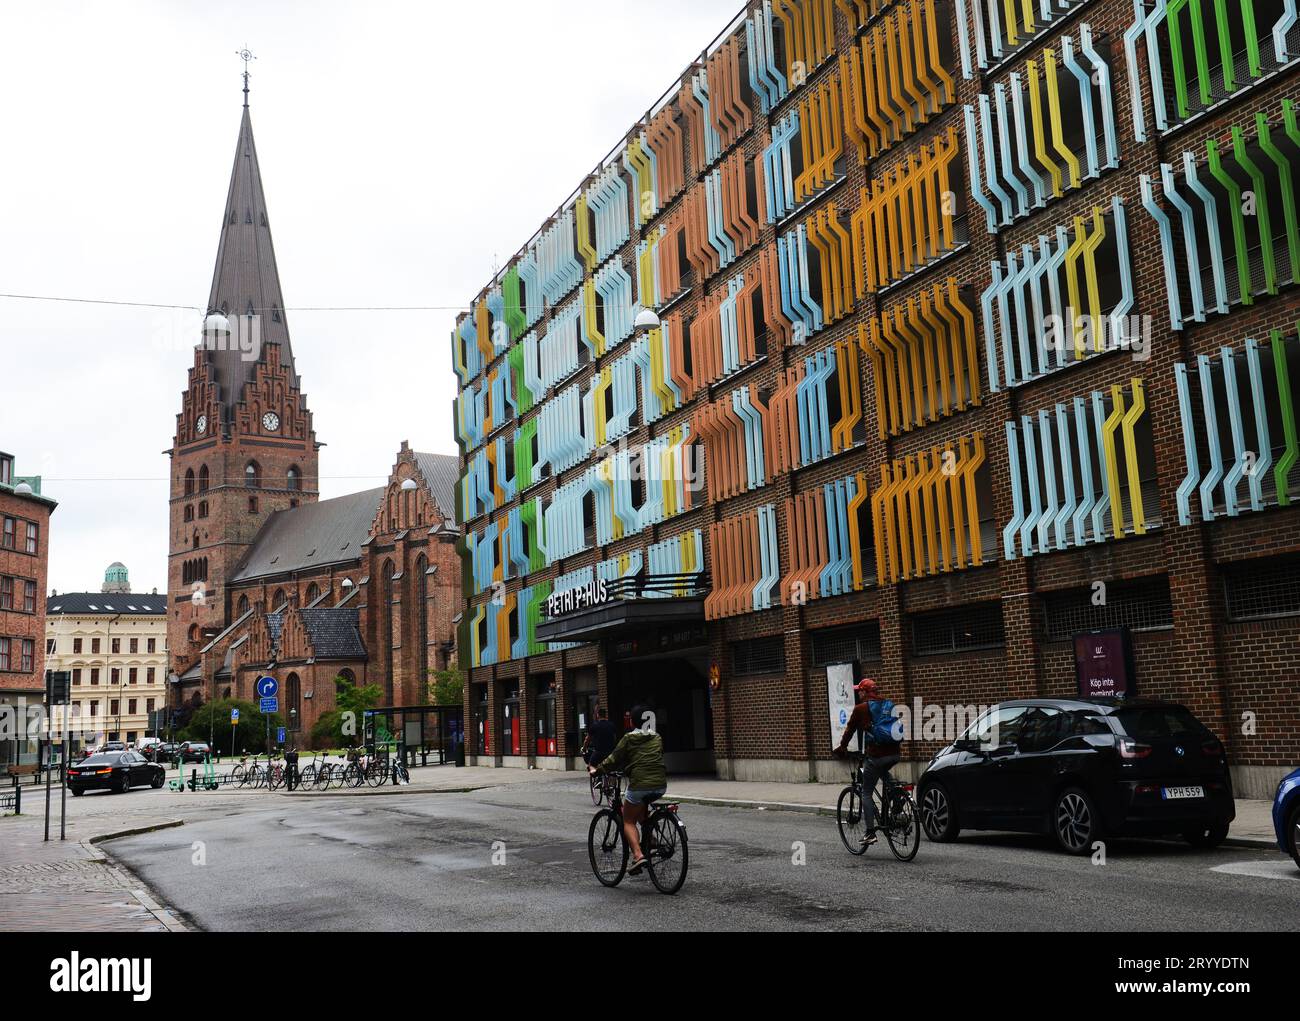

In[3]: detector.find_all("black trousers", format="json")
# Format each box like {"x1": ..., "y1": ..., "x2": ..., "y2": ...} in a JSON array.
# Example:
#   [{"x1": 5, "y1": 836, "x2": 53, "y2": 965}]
[{"x1": 859, "y1": 755, "x2": 901, "y2": 830}]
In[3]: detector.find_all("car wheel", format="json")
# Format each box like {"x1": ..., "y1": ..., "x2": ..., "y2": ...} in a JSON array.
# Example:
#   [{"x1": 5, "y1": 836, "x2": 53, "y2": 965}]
[
  {"x1": 1287, "y1": 803, "x2": 1300, "y2": 872},
  {"x1": 1053, "y1": 787, "x2": 1102, "y2": 855},
  {"x1": 114, "y1": 773, "x2": 130, "y2": 794},
  {"x1": 1183, "y1": 822, "x2": 1229, "y2": 849},
  {"x1": 150, "y1": 772, "x2": 164, "y2": 789},
  {"x1": 920, "y1": 782, "x2": 959, "y2": 842},
  {"x1": 71, "y1": 787, "x2": 84, "y2": 797}
]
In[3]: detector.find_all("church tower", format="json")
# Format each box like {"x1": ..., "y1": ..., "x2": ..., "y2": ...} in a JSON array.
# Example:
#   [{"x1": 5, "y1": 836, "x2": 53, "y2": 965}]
[{"x1": 166, "y1": 90, "x2": 319, "y2": 676}]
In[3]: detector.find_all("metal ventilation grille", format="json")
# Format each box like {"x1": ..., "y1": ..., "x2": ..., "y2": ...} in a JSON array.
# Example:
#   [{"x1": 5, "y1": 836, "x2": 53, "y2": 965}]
[
  {"x1": 810, "y1": 622, "x2": 883, "y2": 667},
  {"x1": 1040, "y1": 576, "x2": 1174, "y2": 641},
  {"x1": 911, "y1": 603, "x2": 1005, "y2": 656},
  {"x1": 1224, "y1": 558, "x2": 1300, "y2": 622},
  {"x1": 732, "y1": 636, "x2": 785, "y2": 677}
]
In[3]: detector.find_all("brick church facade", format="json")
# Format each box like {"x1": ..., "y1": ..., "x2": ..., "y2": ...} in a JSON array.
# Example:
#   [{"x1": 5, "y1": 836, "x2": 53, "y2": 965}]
[{"x1": 166, "y1": 96, "x2": 460, "y2": 743}]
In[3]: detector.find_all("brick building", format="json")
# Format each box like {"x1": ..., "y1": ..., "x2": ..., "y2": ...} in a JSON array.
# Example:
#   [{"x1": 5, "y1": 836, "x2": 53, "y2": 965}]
[
  {"x1": 0, "y1": 451, "x2": 57, "y2": 768},
  {"x1": 451, "y1": 0, "x2": 1300, "y2": 795},
  {"x1": 167, "y1": 93, "x2": 460, "y2": 745}
]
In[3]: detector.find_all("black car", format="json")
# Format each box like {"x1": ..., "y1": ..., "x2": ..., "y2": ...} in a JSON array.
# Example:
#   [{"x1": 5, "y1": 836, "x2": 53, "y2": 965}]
[
  {"x1": 66, "y1": 751, "x2": 166, "y2": 796},
  {"x1": 177, "y1": 742, "x2": 211, "y2": 764},
  {"x1": 152, "y1": 742, "x2": 180, "y2": 763},
  {"x1": 917, "y1": 698, "x2": 1235, "y2": 855}
]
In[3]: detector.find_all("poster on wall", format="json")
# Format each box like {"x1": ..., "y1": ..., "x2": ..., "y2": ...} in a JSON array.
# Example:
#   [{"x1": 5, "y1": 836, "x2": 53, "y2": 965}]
[
  {"x1": 827, "y1": 661, "x2": 859, "y2": 752},
  {"x1": 1074, "y1": 629, "x2": 1136, "y2": 698}
]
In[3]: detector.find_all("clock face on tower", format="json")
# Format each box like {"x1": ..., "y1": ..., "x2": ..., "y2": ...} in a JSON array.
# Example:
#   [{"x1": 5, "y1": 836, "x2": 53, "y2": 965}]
[
  {"x1": 195, "y1": 415, "x2": 207, "y2": 436},
  {"x1": 262, "y1": 412, "x2": 281, "y2": 432}
]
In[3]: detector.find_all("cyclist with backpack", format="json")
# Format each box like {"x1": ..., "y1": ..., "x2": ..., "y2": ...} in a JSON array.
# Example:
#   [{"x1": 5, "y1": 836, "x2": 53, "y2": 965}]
[{"x1": 833, "y1": 678, "x2": 902, "y2": 847}]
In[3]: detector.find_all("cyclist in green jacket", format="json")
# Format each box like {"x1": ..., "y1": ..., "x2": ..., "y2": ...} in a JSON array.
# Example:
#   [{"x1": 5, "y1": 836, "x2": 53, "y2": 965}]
[{"x1": 589, "y1": 705, "x2": 666, "y2": 875}]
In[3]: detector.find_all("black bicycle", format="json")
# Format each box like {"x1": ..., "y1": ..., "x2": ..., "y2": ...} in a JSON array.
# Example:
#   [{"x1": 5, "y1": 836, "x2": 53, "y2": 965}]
[
  {"x1": 588, "y1": 768, "x2": 615, "y2": 806},
  {"x1": 587, "y1": 772, "x2": 689, "y2": 894},
  {"x1": 837, "y1": 754, "x2": 921, "y2": 862}
]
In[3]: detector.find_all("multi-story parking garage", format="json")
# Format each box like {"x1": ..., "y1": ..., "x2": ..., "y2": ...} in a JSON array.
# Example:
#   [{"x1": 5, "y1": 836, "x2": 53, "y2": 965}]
[{"x1": 452, "y1": 0, "x2": 1300, "y2": 795}]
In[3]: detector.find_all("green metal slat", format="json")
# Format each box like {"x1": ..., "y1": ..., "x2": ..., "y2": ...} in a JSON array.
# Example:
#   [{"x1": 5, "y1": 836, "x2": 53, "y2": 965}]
[
  {"x1": 1256, "y1": 112, "x2": 1300, "y2": 286},
  {"x1": 1211, "y1": 0, "x2": 1235, "y2": 94},
  {"x1": 1233, "y1": 124, "x2": 1277, "y2": 294},
  {"x1": 1207, "y1": 138, "x2": 1254, "y2": 305},
  {"x1": 1273, "y1": 328, "x2": 1298, "y2": 506},
  {"x1": 1240, "y1": 0, "x2": 1263, "y2": 79},
  {"x1": 1188, "y1": 0, "x2": 1214, "y2": 108},
  {"x1": 1168, "y1": 0, "x2": 1193, "y2": 120}
]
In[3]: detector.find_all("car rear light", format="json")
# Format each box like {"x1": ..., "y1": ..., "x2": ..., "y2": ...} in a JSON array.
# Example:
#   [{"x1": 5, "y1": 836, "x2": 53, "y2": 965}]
[
  {"x1": 1135, "y1": 784, "x2": 1158, "y2": 795},
  {"x1": 1119, "y1": 739, "x2": 1152, "y2": 760},
  {"x1": 1202, "y1": 739, "x2": 1224, "y2": 756},
  {"x1": 899, "y1": 784, "x2": 915, "y2": 793},
  {"x1": 95, "y1": 768, "x2": 112, "y2": 775}
]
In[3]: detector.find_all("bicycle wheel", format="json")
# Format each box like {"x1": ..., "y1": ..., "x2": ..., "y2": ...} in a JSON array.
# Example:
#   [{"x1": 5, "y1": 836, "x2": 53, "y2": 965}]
[
  {"x1": 366, "y1": 760, "x2": 386, "y2": 788},
  {"x1": 267, "y1": 765, "x2": 284, "y2": 792},
  {"x1": 587, "y1": 809, "x2": 627, "y2": 887},
  {"x1": 837, "y1": 785, "x2": 869, "y2": 855},
  {"x1": 589, "y1": 772, "x2": 604, "y2": 806},
  {"x1": 883, "y1": 788, "x2": 921, "y2": 862},
  {"x1": 394, "y1": 762, "x2": 409, "y2": 784},
  {"x1": 231, "y1": 765, "x2": 247, "y2": 788},
  {"x1": 315, "y1": 764, "x2": 333, "y2": 790},
  {"x1": 298, "y1": 765, "x2": 315, "y2": 789},
  {"x1": 330, "y1": 763, "x2": 348, "y2": 789},
  {"x1": 346, "y1": 763, "x2": 364, "y2": 788},
  {"x1": 645, "y1": 810, "x2": 689, "y2": 895}
]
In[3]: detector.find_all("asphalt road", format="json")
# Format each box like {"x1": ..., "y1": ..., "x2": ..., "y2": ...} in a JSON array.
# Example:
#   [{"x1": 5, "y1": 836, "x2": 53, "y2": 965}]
[{"x1": 102, "y1": 775, "x2": 1298, "y2": 932}]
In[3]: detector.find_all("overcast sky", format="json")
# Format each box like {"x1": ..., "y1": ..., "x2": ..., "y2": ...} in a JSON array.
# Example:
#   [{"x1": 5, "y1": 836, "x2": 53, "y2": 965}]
[{"x1": 2, "y1": 0, "x2": 737, "y2": 596}]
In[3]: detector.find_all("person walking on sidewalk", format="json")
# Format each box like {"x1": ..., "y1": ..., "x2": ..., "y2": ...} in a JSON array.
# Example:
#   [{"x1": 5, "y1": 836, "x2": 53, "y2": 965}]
[{"x1": 589, "y1": 705, "x2": 666, "y2": 876}]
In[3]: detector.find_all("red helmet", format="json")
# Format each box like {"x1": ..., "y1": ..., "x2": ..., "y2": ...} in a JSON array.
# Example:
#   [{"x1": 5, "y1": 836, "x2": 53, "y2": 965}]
[{"x1": 855, "y1": 678, "x2": 880, "y2": 697}]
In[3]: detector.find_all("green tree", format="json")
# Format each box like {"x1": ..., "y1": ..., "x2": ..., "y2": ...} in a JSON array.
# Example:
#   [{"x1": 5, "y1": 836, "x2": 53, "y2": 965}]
[
  {"x1": 312, "y1": 673, "x2": 383, "y2": 750},
  {"x1": 429, "y1": 666, "x2": 464, "y2": 707},
  {"x1": 180, "y1": 698, "x2": 283, "y2": 755}
]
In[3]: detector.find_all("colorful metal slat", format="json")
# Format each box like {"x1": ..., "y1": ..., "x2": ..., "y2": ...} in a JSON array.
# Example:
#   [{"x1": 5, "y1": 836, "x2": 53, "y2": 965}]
[
  {"x1": 981, "y1": 197, "x2": 1133, "y2": 390},
  {"x1": 705, "y1": 503, "x2": 781, "y2": 621},
  {"x1": 1174, "y1": 330, "x2": 1300, "y2": 522},
  {"x1": 1126, "y1": 0, "x2": 1300, "y2": 139},
  {"x1": 772, "y1": 0, "x2": 836, "y2": 87},
  {"x1": 851, "y1": 126, "x2": 962, "y2": 293},
  {"x1": 955, "y1": 0, "x2": 1095, "y2": 75},
  {"x1": 965, "y1": 26, "x2": 1118, "y2": 233},
  {"x1": 871, "y1": 432, "x2": 988, "y2": 584},
  {"x1": 840, "y1": 0, "x2": 955, "y2": 162},
  {"x1": 1140, "y1": 103, "x2": 1300, "y2": 329},
  {"x1": 864, "y1": 278, "x2": 981, "y2": 437},
  {"x1": 1003, "y1": 380, "x2": 1153, "y2": 559},
  {"x1": 747, "y1": 0, "x2": 789, "y2": 113}
]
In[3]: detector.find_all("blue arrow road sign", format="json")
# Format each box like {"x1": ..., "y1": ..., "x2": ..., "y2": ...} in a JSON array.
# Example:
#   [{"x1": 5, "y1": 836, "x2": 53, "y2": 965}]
[
  {"x1": 277, "y1": 727, "x2": 286, "y2": 744},
  {"x1": 260, "y1": 697, "x2": 278, "y2": 714},
  {"x1": 255, "y1": 676, "x2": 279, "y2": 699}
]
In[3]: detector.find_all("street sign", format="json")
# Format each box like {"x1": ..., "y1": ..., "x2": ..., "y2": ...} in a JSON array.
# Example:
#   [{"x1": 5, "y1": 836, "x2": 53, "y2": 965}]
[
  {"x1": 45, "y1": 670, "x2": 71, "y2": 705},
  {"x1": 255, "y1": 676, "x2": 279, "y2": 699},
  {"x1": 277, "y1": 727, "x2": 286, "y2": 744},
  {"x1": 231, "y1": 708, "x2": 240, "y2": 725},
  {"x1": 259, "y1": 697, "x2": 278, "y2": 714}
]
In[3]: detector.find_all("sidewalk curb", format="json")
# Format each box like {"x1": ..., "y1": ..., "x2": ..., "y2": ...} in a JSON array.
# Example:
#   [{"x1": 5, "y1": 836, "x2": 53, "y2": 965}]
[
  {"x1": 669, "y1": 795, "x2": 1280, "y2": 849},
  {"x1": 84, "y1": 820, "x2": 189, "y2": 933},
  {"x1": 669, "y1": 795, "x2": 835, "y2": 817}
]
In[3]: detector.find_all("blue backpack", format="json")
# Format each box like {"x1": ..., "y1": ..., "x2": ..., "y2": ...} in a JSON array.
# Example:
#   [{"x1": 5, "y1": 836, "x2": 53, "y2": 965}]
[{"x1": 869, "y1": 699, "x2": 903, "y2": 744}]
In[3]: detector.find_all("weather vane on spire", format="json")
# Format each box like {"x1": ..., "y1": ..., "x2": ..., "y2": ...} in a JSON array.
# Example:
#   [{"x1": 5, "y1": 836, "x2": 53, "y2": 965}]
[{"x1": 237, "y1": 47, "x2": 256, "y2": 107}]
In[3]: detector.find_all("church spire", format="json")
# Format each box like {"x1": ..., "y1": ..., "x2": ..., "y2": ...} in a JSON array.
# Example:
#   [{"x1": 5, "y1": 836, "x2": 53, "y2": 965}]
[{"x1": 204, "y1": 96, "x2": 299, "y2": 413}]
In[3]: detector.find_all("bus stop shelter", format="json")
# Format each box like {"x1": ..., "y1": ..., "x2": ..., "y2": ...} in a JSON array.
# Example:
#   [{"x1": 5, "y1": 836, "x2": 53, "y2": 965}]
[{"x1": 363, "y1": 705, "x2": 464, "y2": 766}]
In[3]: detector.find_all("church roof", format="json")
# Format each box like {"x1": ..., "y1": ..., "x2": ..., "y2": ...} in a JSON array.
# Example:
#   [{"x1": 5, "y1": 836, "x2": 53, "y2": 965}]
[
  {"x1": 414, "y1": 451, "x2": 460, "y2": 529},
  {"x1": 229, "y1": 487, "x2": 385, "y2": 584},
  {"x1": 299, "y1": 608, "x2": 366, "y2": 659},
  {"x1": 204, "y1": 105, "x2": 299, "y2": 413}
]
